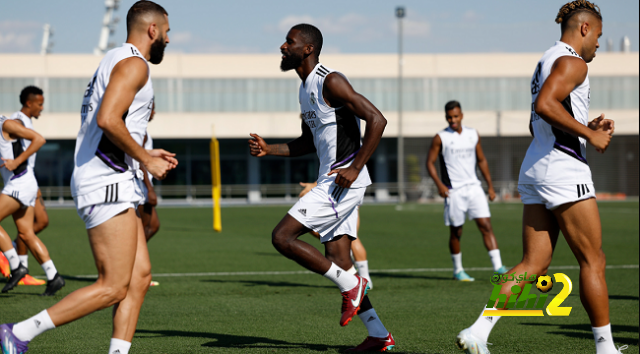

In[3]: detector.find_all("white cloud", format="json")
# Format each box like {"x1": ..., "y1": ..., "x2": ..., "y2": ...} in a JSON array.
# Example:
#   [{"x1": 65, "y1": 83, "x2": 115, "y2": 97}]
[{"x1": 0, "y1": 21, "x2": 41, "y2": 53}]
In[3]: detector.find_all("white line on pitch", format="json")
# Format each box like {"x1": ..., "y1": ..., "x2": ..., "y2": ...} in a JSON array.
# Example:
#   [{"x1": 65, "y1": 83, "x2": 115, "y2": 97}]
[{"x1": 65, "y1": 264, "x2": 639, "y2": 279}]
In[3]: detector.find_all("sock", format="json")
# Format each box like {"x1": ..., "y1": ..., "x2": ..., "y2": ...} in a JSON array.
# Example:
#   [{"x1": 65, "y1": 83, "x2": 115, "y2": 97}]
[
  {"x1": 346, "y1": 265, "x2": 358, "y2": 275},
  {"x1": 451, "y1": 253, "x2": 463, "y2": 274},
  {"x1": 109, "y1": 338, "x2": 132, "y2": 354},
  {"x1": 469, "y1": 307, "x2": 501, "y2": 343},
  {"x1": 358, "y1": 308, "x2": 389, "y2": 338},
  {"x1": 355, "y1": 260, "x2": 373, "y2": 288},
  {"x1": 488, "y1": 249, "x2": 503, "y2": 271},
  {"x1": 323, "y1": 262, "x2": 358, "y2": 292},
  {"x1": 19, "y1": 255, "x2": 29, "y2": 268},
  {"x1": 4, "y1": 248, "x2": 20, "y2": 270},
  {"x1": 593, "y1": 323, "x2": 617, "y2": 354},
  {"x1": 41, "y1": 260, "x2": 57, "y2": 281},
  {"x1": 13, "y1": 310, "x2": 56, "y2": 342}
]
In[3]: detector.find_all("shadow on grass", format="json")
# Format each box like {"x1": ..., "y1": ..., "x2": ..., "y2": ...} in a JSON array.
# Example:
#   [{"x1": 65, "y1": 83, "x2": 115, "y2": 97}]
[
  {"x1": 609, "y1": 295, "x2": 639, "y2": 301},
  {"x1": 135, "y1": 329, "x2": 347, "y2": 351},
  {"x1": 201, "y1": 279, "x2": 334, "y2": 289},
  {"x1": 521, "y1": 322, "x2": 639, "y2": 346},
  {"x1": 370, "y1": 272, "x2": 452, "y2": 281}
]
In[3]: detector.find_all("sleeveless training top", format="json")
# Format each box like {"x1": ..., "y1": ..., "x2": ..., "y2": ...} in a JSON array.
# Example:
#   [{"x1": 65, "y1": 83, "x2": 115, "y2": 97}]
[
  {"x1": 437, "y1": 126, "x2": 481, "y2": 189},
  {"x1": 0, "y1": 116, "x2": 32, "y2": 184},
  {"x1": 10, "y1": 111, "x2": 36, "y2": 173},
  {"x1": 519, "y1": 41, "x2": 592, "y2": 185},
  {"x1": 71, "y1": 43, "x2": 154, "y2": 197},
  {"x1": 298, "y1": 63, "x2": 371, "y2": 188}
]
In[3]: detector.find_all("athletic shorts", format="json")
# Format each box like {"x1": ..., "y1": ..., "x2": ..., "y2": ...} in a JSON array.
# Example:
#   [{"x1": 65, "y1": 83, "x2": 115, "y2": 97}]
[
  {"x1": 288, "y1": 182, "x2": 366, "y2": 243},
  {"x1": 74, "y1": 178, "x2": 144, "y2": 229},
  {"x1": 518, "y1": 183, "x2": 595, "y2": 210},
  {"x1": 444, "y1": 183, "x2": 490, "y2": 227},
  {"x1": 2, "y1": 173, "x2": 38, "y2": 208}
]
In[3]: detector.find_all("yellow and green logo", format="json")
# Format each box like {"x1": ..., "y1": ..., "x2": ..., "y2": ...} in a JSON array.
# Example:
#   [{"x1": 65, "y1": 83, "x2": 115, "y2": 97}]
[{"x1": 482, "y1": 272, "x2": 573, "y2": 317}]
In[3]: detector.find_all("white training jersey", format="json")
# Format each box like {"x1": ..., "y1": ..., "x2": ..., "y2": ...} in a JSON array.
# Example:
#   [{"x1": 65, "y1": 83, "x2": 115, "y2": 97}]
[
  {"x1": 71, "y1": 43, "x2": 154, "y2": 197},
  {"x1": 299, "y1": 63, "x2": 371, "y2": 188},
  {"x1": 0, "y1": 116, "x2": 33, "y2": 184},
  {"x1": 519, "y1": 41, "x2": 592, "y2": 185},
  {"x1": 437, "y1": 126, "x2": 481, "y2": 189},
  {"x1": 10, "y1": 111, "x2": 36, "y2": 172},
  {"x1": 143, "y1": 132, "x2": 153, "y2": 184}
]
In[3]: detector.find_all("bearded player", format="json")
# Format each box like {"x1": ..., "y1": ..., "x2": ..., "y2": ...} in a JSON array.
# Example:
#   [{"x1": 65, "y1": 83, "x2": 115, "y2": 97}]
[
  {"x1": 249, "y1": 24, "x2": 394, "y2": 351},
  {"x1": 456, "y1": 2, "x2": 626, "y2": 354}
]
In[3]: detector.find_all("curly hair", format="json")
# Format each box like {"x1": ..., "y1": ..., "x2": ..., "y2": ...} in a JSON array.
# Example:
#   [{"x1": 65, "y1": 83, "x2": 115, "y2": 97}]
[{"x1": 556, "y1": 0, "x2": 602, "y2": 31}]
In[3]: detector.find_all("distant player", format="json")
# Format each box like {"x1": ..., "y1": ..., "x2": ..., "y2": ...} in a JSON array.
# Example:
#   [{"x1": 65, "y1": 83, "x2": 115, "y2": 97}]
[
  {"x1": 456, "y1": 2, "x2": 626, "y2": 354},
  {"x1": 0, "y1": 115, "x2": 49, "y2": 294},
  {"x1": 0, "y1": 2, "x2": 176, "y2": 354},
  {"x1": 11, "y1": 86, "x2": 55, "y2": 288},
  {"x1": 299, "y1": 181, "x2": 373, "y2": 288},
  {"x1": 426, "y1": 101, "x2": 507, "y2": 281},
  {"x1": 249, "y1": 24, "x2": 394, "y2": 351}
]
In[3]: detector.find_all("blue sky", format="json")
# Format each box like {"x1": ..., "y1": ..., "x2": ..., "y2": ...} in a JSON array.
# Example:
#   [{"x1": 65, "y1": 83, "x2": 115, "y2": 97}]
[{"x1": 1, "y1": 0, "x2": 637, "y2": 54}]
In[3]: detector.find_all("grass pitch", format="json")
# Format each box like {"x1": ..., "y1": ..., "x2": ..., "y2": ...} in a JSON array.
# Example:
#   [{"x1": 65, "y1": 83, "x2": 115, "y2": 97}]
[{"x1": 1, "y1": 201, "x2": 638, "y2": 353}]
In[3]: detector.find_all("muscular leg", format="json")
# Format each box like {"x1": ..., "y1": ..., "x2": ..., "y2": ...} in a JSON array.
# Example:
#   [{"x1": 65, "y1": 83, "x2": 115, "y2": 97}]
[
  {"x1": 271, "y1": 214, "x2": 331, "y2": 274},
  {"x1": 112, "y1": 215, "x2": 152, "y2": 341},
  {"x1": 0, "y1": 195, "x2": 21, "y2": 253},
  {"x1": 553, "y1": 198, "x2": 609, "y2": 327},
  {"x1": 45, "y1": 208, "x2": 139, "y2": 326},
  {"x1": 449, "y1": 225, "x2": 463, "y2": 254},
  {"x1": 351, "y1": 213, "x2": 367, "y2": 261},
  {"x1": 13, "y1": 207, "x2": 51, "y2": 265},
  {"x1": 16, "y1": 190, "x2": 48, "y2": 256},
  {"x1": 474, "y1": 218, "x2": 498, "y2": 251},
  {"x1": 137, "y1": 204, "x2": 160, "y2": 241},
  {"x1": 324, "y1": 235, "x2": 353, "y2": 270}
]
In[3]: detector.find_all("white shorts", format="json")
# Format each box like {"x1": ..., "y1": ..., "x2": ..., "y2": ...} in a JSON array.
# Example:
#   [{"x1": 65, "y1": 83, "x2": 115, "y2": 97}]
[
  {"x1": 74, "y1": 178, "x2": 144, "y2": 229},
  {"x1": 2, "y1": 174, "x2": 38, "y2": 208},
  {"x1": 288, "y1": 183, "x2": 365, "y2": 243},
  {"x1": 444, "y1": 184, "x2": 491, "y2": 227},
  {"x1": 518, "y1": 183, "x2": 595, "y2": 210}
]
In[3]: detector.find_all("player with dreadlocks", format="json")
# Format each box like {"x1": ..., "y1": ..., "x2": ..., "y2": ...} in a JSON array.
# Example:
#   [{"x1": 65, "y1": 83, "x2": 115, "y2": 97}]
[{"x1": 455, "y1": 1, "x2": 627, "y2": 353}]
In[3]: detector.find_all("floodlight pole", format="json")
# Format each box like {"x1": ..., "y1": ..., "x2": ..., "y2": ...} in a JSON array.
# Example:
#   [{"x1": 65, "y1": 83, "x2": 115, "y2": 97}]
[
  {"x1": 396, "y1": 6, "x2": 406, "y2": 203},
  {"x1": 94, "y1": 0, "x2": 121, "y2": 55}
]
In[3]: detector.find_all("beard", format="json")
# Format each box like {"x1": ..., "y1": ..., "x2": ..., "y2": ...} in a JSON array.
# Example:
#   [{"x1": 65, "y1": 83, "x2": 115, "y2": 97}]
[
  {"x1": 280, "y1": 52, "x2": 303, "y2": 71},
  {"x1": 149, "y1": 36, "x2": 166, "y2": 64}
]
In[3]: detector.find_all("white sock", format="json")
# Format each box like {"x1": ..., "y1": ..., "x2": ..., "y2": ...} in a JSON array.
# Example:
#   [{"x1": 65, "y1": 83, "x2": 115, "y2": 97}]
[
  {"x1": 451, "y1": 253, "x2": 463, "y2": 274},
  {"x1": 323, "y1": 262, "x2": 358, "y2": 292},
  {"x1": 19, "y1": 255, "x2": 29, "y2": 268},
  {"x1": 593, "y1": 323, "x2": 617, "y2": 354},
  {"x1": 488, "y1": 249, "x2": 503, "y2": 271},
  {"x1": 109, "y1": 338, "x2": 132, "y2": 354},
  {"x1": 40, "y1": 260, "x2": 57, "y2": 281},
  {"x1": 4, "y1": 248, "x2": 20, "y2": 270},
  {"x1": 13, "y1": 310, "x2": 56, "y2": 342},
  {"x1": 469, "y1": 307, "x2": 501, "y2": 343},
  {"x1": 358, "y1": 308, "x2": 389, "y2": 338},
  {"x1": 346, "y1": 265, "x2": 358, "y2": 275},
  {"x1": 355, "y1": 260, "x2": 373, "y2": 289}
]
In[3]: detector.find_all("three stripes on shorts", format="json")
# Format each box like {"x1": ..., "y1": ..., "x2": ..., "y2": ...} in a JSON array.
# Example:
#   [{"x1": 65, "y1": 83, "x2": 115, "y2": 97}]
[
  {"x1": 576, "y1": 184, "x2": 590, "y2": 198},
  {"x1": 104, "y1": 183, "x2": 119, "y2": 203}
]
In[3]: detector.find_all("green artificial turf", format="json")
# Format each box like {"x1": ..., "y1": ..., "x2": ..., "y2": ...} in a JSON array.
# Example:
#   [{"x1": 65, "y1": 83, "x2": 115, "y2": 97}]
[{"x1": 1, "y1": 201, "x2": 638, "y2": 353}]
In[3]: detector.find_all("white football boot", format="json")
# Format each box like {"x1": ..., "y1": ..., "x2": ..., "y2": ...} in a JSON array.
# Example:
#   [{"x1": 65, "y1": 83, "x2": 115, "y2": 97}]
[{"x1": 456, "y1": 328, "x2": 491, "y2": 354}]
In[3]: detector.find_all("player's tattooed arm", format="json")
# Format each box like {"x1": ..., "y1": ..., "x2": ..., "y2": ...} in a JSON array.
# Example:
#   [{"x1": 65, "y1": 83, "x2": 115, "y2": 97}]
[
  {"x1": 535, "y1": 56, "x2": 611, "y2": 152},
  {"x1": 0, "y1": 119, "x2": 45, "y2": 171},
  {"x1": 475, "y1": 135, "x2": 496, "y2": 201},
  {"x1": 323, "y1": 72, "x2": 387, "y2": 188},
  {"x1": 426, "y1": 134, "x2": 449, "y2": 198}
]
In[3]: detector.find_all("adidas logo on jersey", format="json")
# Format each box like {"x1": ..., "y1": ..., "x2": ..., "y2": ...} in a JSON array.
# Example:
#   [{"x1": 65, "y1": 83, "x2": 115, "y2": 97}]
[
  {"x1": 597, "y1": 336, "x2": 606, "y2": 343},
  {"x1": 298, "y1": 209, "x2": 307, "y2": 217}
]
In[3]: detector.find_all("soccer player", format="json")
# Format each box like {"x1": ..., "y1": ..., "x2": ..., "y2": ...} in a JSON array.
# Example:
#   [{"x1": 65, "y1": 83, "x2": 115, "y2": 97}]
[
  {"x1": 426, "y1": 101, "x2": 508, "y2": 281},
  {"x1": 0, "y1": 115, "x2": 48, "y2": 294},
  {"x1": 0, "y1": 2, "x2": 176, "y2": 354},
  {"x1": 299, "y1": 181, "x2": 373, "y2": 288},
  {"x1": 249, "y1": 24, "x2": 394, "y2": 352},
  {"x1": 11, "y1": 86, "x2": 55, "y2": 288},
  {"x1": 456, "y1": 2, "x2": 626, "y2": 354}
]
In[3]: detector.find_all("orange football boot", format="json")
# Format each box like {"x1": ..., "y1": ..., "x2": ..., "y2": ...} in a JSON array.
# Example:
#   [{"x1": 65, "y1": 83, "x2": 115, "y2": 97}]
[
  {"x1": 0, "y1": 253, "x2": 10, "y2": 278},
  {"x1": 19, "y1": 274, "x2": 46, "y2": 286}
]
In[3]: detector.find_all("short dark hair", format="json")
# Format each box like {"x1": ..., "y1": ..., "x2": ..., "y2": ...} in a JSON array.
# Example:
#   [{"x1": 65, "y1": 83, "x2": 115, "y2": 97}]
[
  {"x1": 444, "y1": 100, "x2": 461, "y2": 113},
  {"x1": 555, "y1": 0, "x2": 602, "y2": 32},
  {"x1": 291, "y1": 23, "x2": 323, "y2": 57},
  {"x1": 20, "y1": 86, "x2": 43, "y2": 106},
  {"x1": 126, "y1": 1, "x2": 168, "y2": 34}
]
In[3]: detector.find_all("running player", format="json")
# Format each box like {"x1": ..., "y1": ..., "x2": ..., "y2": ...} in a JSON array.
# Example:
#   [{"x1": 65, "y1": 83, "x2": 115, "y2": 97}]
[
  {"x1": 0, "y1": 2, "x2": 176, "y2": 354},
  {"x1": 0, "y1": 116, "x2": 48, "y2": 294},
  {"x1": 12, "y1": 86, "x2": 54, "y2": 288},
  {"x1": 426, "y1": 101, "x2": 508, "y2": 281},
  {"x1": 456, "y1": 2, "x2": 626, "y2": 354},
  {"x1": 249, "y1": 24, "x2": 394, "y2": 352},
  {"x1": 299, "y1": 181, "x2": 373, "y2": 288}
]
